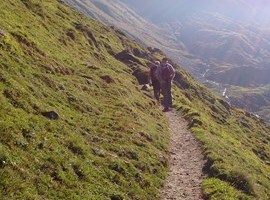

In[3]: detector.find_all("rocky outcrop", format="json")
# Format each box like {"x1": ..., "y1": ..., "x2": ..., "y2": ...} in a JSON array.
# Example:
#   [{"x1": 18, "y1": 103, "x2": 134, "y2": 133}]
[
  {"x1": 147, "y1": 47, "x2": 163, "y2": 55},
  {"x1": 41, "y1": 111, "x2": 59, "y2": 120},
  {"x1": 132, "y1": 69, "x2": 149, "y2": 85},
  {"x1": 174, "y1": 71, "x2": 191, "y2": 89},
  {"x1": 114, "y1": 50, "x2": 143, "y2": 65},
  {"x1": 132, "y1": 48, "x2": 150, "y2": 59}
]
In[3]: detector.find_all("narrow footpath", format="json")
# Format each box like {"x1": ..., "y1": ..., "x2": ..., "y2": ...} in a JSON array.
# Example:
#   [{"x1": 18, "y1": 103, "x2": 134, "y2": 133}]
[{"x1": 161, "y1": 110, "x2": 206, "y2": 200}]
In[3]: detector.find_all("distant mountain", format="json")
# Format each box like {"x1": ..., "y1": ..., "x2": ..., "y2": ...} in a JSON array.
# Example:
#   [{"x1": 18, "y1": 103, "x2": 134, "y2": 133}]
[
  {"x1": 121, "y1": 0, "x2": 270, "y2": 85},
  {"x1": 178, "y1": 12, "x2": 270, "y2": 84},
  {"x1": 64, "y1": 0, "x2": 188, "y2": 64}
]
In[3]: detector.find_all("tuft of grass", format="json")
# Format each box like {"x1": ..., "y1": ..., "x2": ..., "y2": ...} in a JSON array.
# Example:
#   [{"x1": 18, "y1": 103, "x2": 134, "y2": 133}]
[{"x1": 203, "y1": 178, "x2": 253, "y2": 200}]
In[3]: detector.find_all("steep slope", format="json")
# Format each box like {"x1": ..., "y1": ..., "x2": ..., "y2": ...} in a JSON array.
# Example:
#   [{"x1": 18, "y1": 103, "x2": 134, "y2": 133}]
[
  {"x1": 0, "y1": 0, "x2": 270, "y2": 200},
  {"x1": 170, "y1": 69, "x2": 270, "y2": 199},
  {"x1": 121, "y1": 0, "x2": 270, "y2": 88},
  {"x1": 63, "y1": 0, "x2": 187, "y2": 63},
  {"x1": 64, "y1": 0, "x2": 270, "y2": 123},
  {"x1": 0, "y1": 1, "x2": 169, "y2": 199},
  {"x1": 228, "y1": 85, "x2": 270, "y2": 122}
]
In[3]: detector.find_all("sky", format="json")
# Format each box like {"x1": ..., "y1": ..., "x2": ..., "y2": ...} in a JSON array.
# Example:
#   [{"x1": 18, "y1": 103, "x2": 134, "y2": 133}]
[{"x1": 120, "y1": 0, "x2": 270, "y2": 24}]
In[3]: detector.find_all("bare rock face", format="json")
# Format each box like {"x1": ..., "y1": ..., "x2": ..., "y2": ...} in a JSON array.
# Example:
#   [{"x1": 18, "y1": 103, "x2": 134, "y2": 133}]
[{"x1": 114, "y1": 50, "x2": 143, "y2": 65}]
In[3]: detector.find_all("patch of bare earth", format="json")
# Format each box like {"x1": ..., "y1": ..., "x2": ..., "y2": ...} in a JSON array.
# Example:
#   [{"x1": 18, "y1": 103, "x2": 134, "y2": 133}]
[{"x1": 161, "y1": 110, "x2": 206, "y2": 200}]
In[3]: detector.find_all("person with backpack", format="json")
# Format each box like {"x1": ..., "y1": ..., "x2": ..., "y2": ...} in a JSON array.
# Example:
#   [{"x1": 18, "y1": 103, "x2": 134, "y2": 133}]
[
  {"x1": 157, "y1": 58, "x2": 175, "y2": 112},
  {"x1": 149, "y1": 61, "x2": 161, "y2": 102}
]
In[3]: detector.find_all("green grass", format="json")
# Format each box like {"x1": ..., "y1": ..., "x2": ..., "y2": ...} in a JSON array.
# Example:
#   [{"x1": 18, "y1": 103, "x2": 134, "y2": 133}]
[
  {"x1": 170, "y1": 71, "x2": 270, "y2": 199},
  {"x1": 228, "y1": 85, "x2": 270, "y2": 123},
  {"x1": 203, "y1": 178, "x2": 253, "y2": 200},
  {"x1": 0, "y1": 0, "x2": 270, "y2": 200},
  {"x1": 0, "y1": 0, "x2": 169, "y2": 199},
  {"x1": 205, "y1": 82, "x2": 270, "y2": 124}
]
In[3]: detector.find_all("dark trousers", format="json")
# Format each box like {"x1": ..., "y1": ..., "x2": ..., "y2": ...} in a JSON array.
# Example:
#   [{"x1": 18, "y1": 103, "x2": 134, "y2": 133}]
[
  {"x1": 161, "y1": 81, "x2": 172, "y2": 109},
  {"x1": 152, "y1": 79, "x2": 161, "y2": 101}
]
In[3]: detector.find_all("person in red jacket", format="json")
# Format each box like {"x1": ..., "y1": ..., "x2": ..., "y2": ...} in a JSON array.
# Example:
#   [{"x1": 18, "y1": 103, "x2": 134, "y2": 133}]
[{"x1": 156, "y1": 58, "x2": 175, "y2": 112}]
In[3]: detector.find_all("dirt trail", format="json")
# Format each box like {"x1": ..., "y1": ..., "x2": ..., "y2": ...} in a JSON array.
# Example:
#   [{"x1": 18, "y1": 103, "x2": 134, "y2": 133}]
[{"x1": 161, "y1": 110, "x2": 206, "y2": 200}]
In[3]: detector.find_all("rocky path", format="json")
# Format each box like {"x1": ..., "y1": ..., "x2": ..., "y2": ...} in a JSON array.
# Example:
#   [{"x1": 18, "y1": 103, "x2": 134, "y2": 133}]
[{"x1": 161, "y1": 110, "x2": 206, "y2": 200}]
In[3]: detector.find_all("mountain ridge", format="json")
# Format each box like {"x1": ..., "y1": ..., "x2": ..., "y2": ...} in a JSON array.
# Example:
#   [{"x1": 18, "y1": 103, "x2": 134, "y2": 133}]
[{"x1": 63, "y1": 0, "x2": 190, "y2": 68}]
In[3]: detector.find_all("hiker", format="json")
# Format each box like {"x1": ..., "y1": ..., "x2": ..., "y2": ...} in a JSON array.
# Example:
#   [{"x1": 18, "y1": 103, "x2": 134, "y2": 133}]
[
  {"x1": 149, "y1": 61, "x2": 161, "y2": 102},
  {"x1": 157, "y1": 58, "x2": 175, "y2": 112}
]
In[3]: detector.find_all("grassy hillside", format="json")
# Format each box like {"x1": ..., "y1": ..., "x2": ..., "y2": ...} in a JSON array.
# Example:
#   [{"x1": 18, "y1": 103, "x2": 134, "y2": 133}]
[
  {"x1": 0, "y1": 0, "x2": 270, "y2": 200},
  {"x1": 63, "y1": 0, "x2": 189, "y2": 69},
  {"x1": 205, "y1": 82, "x2": 270, "y2": 123},
  {"x1": 170, "y1": 70, "x2": 270, "y2": 199},
  {"x1": 63, "y1": 0, "x2": 270, "y2": 125},
  {"x1": 0, "y1": 0, "x2": 170, "y2": 199}
]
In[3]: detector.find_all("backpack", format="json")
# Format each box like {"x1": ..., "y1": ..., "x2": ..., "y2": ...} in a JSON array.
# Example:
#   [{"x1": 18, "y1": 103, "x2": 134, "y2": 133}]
[
  {"x1": 150, "y1": 64, "x2": 160, "y2": 81},
  {"x1": 160, "y1": 64, "x2": 172, "y2": 81}
]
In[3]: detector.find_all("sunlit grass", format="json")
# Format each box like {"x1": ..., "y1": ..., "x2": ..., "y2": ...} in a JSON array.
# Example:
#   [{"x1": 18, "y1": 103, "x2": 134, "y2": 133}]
[{"x1": 0, "y1": 0, "x2": 169, "y2": 199}]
